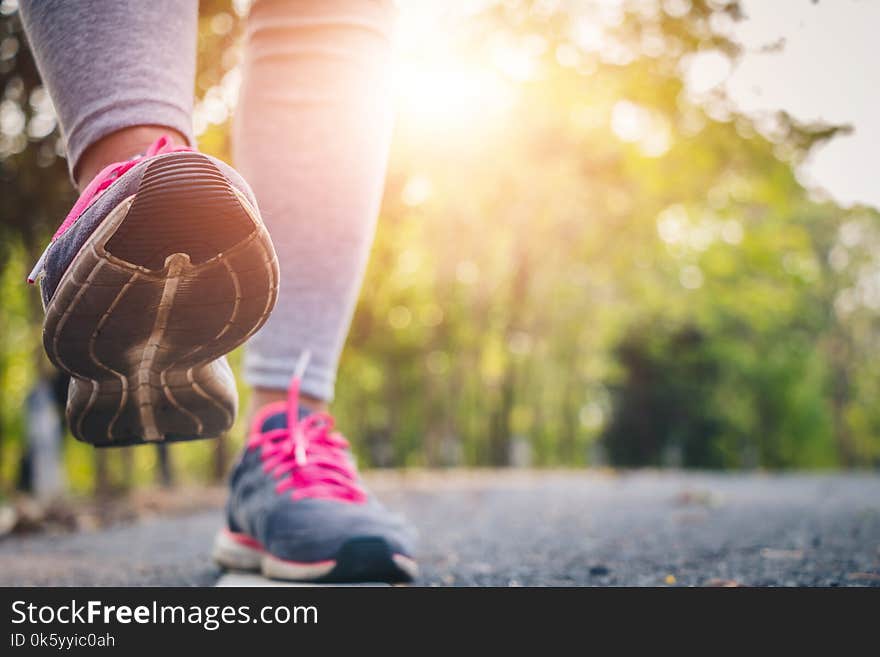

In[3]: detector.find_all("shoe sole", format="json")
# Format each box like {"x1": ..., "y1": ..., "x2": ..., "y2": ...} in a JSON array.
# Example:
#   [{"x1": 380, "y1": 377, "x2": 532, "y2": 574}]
[
  {"x1": 212, "y1": 529, "x2": 418, "y2": 584},
  {"x1": 43, "y1": 153, "x2": 279, "y2": 447}
]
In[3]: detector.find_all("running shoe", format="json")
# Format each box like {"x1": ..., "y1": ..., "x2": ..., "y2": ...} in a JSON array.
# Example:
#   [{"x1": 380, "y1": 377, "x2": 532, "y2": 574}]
[
  {"x1": 213, "y1": 354, "x2": 418, "y2": 583},
  {"x1": 29, "y1": 135, "x2": 279, "y2": 447}
]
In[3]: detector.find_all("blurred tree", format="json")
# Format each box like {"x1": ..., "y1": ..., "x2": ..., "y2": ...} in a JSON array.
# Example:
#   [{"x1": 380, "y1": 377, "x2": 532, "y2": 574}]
[{"x1": 602, "y1": 323, "x2": 723, "y2": 468}]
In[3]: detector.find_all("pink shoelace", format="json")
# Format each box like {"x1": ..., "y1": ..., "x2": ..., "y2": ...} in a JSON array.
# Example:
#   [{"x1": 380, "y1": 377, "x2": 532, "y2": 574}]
[
  {"x1": 28, "y1": 134, "x2": 192, "y2": 283},
  {"x1": 248, "y1": 354, "x2": 367, "y2": 504}
]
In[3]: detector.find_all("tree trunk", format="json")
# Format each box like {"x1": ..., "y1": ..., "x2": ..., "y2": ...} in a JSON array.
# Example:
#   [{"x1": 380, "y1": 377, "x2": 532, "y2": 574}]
[{"x1": 156, "y1": 444, "x2": 174, "y2": 488}]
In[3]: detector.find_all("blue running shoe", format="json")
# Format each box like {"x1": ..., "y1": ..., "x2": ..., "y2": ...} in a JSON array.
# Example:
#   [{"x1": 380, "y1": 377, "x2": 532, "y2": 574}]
[
  {"x1": 213, "y1": 354, "x2": 418, "y2": 583},
  {"x1": 29, "y1": 135, "x2": 278, "y2": 447}
]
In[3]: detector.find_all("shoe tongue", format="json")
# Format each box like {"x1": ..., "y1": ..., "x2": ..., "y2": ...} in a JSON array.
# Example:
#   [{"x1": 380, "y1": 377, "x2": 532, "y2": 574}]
[{"x1": 260, "y1": 405, "x2": 313, "y2": 433}]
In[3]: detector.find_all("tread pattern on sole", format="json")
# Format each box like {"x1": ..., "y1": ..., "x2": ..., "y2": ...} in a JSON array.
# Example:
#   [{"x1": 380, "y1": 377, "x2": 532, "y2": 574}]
[
  {"x1": 104, "y1": 153, "x2": 255, "y2": 269},
  {"x1": 43, "y1": 153, "x2": 279, "y2": 447}
]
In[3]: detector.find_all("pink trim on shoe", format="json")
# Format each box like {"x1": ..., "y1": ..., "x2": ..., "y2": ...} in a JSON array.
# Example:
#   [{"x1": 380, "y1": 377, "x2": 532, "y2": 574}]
[
  {"x1": 224, "y1": 529, "x2": 336, "y2": 568},
  {"x1": 27, "y1": 135, "x2": 193, "y2": 284},
  {"x1": 249, "y1": 400, "x2": 288, "y2": 438},
  {"x1": 225, "y1": 529, "x2": 265, "y2": 551}
]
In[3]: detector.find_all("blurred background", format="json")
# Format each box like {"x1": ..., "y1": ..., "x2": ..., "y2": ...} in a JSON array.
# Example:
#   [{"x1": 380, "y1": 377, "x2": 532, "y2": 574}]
[{"x1": 1, "y1": 0, "x2": 879, "y2": 502}]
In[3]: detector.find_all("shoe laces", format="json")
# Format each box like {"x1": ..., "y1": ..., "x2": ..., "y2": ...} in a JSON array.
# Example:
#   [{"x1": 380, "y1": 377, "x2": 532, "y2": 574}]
[
  {"x1": 247, "y1": 352, "x2": 367, "y2": 504},
  {"x1": 28, "y1": 134, "x2": 192, "y2": 284}
]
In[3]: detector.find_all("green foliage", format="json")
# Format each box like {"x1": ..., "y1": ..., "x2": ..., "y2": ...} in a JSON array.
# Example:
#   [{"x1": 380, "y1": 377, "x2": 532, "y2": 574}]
[{"x1": 602, "y1": 319, "x2": 836, "y2": 469}]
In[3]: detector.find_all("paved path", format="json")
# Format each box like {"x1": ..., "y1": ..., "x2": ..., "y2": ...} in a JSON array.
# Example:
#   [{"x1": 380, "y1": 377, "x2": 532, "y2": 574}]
[{"x1": 1, "y1": 471, "x2": 878, "y2": 586}]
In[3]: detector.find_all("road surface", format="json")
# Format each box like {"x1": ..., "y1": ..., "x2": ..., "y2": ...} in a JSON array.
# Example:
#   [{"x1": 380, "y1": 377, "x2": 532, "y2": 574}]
[{"x1": 1, "y1": 471, "x2": 878, "y2": 586}]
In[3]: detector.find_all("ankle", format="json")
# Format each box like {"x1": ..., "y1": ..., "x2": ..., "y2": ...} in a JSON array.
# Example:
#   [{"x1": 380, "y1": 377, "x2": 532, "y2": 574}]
[
  {"x1": 249, "y1": 387, "x2": 329, "y2": 419},
  {"x1": 75, "y1": 125, "x2": 189, "y2": 192}
]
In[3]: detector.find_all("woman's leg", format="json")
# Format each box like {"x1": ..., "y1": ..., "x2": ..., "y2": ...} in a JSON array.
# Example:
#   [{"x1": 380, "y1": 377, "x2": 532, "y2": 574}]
[
  {"x1": 17, "y1": 0, "x2": 197, "y2": 187},
  {"x1": 221, "y1": 3, "x2": 417, "y2": 583},
  {"x1": 235, "y1": 0, "x2": 397, "y2": 407}
]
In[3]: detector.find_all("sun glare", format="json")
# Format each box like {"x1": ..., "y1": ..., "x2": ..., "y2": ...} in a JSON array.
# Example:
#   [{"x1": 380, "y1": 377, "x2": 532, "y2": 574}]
[
  {"x1": 391, "y1": 3, "x2": 518, "y2": 135},
  {"x1": 393, "y1": 61, "x2": 514, "y2": 134}
]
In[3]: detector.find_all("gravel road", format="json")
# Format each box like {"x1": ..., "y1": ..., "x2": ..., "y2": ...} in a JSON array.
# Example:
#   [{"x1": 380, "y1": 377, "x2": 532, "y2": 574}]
[{"x1": 1, "y1": 471, "x2": 878, "y2": 586}]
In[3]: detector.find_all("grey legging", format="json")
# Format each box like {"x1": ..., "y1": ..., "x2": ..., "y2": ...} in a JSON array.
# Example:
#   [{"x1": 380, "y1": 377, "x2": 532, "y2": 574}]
[{"x1": 18, "y1": 0, "x2": 396, "y2": 401}]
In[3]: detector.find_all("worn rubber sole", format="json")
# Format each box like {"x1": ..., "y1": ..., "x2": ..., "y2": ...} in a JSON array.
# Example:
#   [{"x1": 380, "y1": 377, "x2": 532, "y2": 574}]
[
  {"x1": 43, "y1": 153, "x2": 279, "y2": 447},
  {"x1": 212, "y1": 529, "x2": 418, "y2": 584}
]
